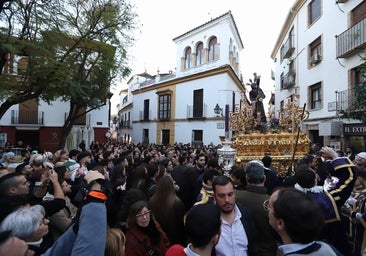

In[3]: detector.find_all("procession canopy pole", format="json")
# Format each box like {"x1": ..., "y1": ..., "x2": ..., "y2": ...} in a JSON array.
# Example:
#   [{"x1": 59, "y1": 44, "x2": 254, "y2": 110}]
[{"x1": 290, "y1": 103, "x2": 306, "y2": 171}]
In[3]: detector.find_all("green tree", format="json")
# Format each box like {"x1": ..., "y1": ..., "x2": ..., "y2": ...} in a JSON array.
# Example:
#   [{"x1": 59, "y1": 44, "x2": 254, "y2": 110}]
[
  {"x1": 0, "y1": 0, "x2": 137, "y2": 148},
  {"x1": 340, "y1": 62, "x2": 366, "y2": 123}
]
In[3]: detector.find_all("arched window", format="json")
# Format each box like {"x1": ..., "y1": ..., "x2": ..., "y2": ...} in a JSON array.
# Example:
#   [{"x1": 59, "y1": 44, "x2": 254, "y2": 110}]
[
  {"x1": 185, "y1": 47, "x2": 191, "y2": 69},
  {"x1": 195, "y1": 42, "x2": 204, "y2": 66},
  {"x1": 208, "y1": 37, "x2": 218, "y2": 61}
]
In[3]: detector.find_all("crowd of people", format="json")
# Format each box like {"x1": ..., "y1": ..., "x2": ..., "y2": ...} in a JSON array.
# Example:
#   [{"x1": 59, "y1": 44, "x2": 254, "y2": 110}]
[{"x1": 0, "y1": 140, "x2": 365, "y2": 256}]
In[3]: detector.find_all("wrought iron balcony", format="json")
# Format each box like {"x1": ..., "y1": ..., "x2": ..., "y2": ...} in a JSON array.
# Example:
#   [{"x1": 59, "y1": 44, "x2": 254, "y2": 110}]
[
  {"x1": 11, "y1": 110, "x2": 44, "y2": 124},
  {"x1": 121, "y1": 120, "x2": 131, "y2": 128},
  {"x1": 336, "y1": 88, "x2": 356, "y2": 112},
  {"x1": 336, "y1": 18, "x2": 366, "y2": 58},
  {"x1": 139, "y1": 110, "x2": 151, "y2": 121},
  {"x1": 187, "y1": 104, "x2": 207, "y2": 118},
  {"x1": 282, "y1": 71, "x2": 296, "y2": 89},
  {"x1": 281, "y1": 35, "x2": 295, "y2": 59}
]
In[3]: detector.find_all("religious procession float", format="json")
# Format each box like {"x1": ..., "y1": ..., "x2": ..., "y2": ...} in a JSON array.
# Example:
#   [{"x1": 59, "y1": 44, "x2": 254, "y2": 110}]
[{"x1": 218, "y1": 74, "x2": 311, "y2": 176}]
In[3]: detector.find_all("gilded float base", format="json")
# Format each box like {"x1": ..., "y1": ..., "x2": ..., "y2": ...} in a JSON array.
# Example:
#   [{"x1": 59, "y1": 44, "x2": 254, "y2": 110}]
[{"x1": 221, "y1": 132, "x2": 311, "y2": 175}]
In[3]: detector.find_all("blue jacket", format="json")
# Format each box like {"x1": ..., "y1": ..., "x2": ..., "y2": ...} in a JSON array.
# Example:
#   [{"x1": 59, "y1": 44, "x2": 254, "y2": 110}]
[{"x1": 43, "y1": 202, "x2": 107, "y2": 256}]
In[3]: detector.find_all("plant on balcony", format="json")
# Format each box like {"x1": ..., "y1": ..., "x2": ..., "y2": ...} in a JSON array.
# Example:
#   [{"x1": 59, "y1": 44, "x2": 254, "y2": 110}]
[
  {"x1": 341, "y1": 83, "x2": 366, "y2": 122},
  {"x1": 340, "y1": 61, "x2": 366, "y2": 122}
]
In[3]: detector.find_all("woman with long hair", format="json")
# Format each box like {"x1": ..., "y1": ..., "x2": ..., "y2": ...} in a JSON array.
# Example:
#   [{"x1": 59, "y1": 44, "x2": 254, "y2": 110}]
[
  {"x1": 149, "y1": 175, "x2": 186, "y2": 245},
  {"x1": 125, "y1": 200, "x2": 169, "y2": 256}
]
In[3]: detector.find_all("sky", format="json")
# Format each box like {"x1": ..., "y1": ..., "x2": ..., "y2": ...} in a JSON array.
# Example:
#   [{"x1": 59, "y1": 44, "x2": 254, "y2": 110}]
[{"x1": 111, "y1": 0, "x2": 296, "y2": 114}]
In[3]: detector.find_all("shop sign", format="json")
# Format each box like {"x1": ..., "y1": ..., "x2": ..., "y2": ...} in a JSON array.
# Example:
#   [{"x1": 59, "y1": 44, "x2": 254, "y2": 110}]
[{"x1": 344, "y1": 124, "x2": 366, "y2": 136}]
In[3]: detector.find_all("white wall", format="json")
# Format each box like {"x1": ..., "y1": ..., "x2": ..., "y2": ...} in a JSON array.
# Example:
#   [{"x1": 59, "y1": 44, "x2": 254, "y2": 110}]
[
  {"x1": 174, "y1": 15, "x2": 242, "y2": 78},
  {"x1": 273, "y1": 0, "x2": 365, "y2": 121}
]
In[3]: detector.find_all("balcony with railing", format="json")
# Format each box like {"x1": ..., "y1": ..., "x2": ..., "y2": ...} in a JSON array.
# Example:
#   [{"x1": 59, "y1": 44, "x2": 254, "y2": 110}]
[
  {"x1": 336, "y1": 88, "x2": 356, "y2": 112},
  {"x1": 187, "y1": 104, "x2": 207, "y2": 119},
  {"x1": 336, "y1": 18, "x2": 366, "y2": 58},
  {"x1": 11, "y1": 110, "x2": 44, "y2": 124},
  {"x1": 122, "y1": 120, "x2": 131, "y2": 128},
  {"x1": 281, "y1": 35, "x2": 295, "y2": 59},
  {"x1": 281, "y1": 71, "x2": 296, "y2": 89},
  {"x1": 139, "y1": 110, "x2": 151, "y2": 121}
]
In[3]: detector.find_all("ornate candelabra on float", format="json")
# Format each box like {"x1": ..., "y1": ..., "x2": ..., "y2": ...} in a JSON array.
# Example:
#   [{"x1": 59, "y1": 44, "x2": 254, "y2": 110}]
[{"x1": 217, "y1": 104, "x2": 237, "y2": 176}]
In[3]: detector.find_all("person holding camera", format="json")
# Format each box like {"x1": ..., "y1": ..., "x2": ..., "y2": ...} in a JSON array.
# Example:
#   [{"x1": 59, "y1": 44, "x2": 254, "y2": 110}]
[
  {"x1": 0, "y1": 170, "x2": 108, "y2": 256},
  {"x1": 0, "y1": 164, "x2": 65, "y2": 223},
  {"x1": 294, "y1": 146, "x2": 357, "y2": 255}
]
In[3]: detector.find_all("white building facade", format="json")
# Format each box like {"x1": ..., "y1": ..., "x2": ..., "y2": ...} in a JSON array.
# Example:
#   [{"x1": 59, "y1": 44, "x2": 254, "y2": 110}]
[
  {"x1": 271, "y1": 0, "x2": 366, "y2": 152},
  {"x1": 0, "y1": 97, "x2": 111, "y2": 152},
  {"x1": 117, "y1": 11, "x2": 247, "y2": 146}
]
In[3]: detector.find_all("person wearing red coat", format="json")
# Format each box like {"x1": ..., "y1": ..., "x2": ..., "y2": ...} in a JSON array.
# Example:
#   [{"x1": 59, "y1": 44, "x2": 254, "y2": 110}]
[{"x1": 125, "y1": 200, "x2": 169, "y2": 256}]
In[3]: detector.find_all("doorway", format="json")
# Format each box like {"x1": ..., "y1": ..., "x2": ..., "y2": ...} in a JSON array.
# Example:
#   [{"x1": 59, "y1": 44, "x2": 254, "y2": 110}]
[{"x1": 16, "y1": 130, "x2": 39, "y2": 149}]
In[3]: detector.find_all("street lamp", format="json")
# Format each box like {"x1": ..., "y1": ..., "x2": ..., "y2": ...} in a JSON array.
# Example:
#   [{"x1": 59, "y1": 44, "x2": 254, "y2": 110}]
[
  {"x1": 216, "y1": 104, "x2": 236, "y2": 176},
  {"x1": 214, "y1": 103, "x2": 223, "y2": 116}
]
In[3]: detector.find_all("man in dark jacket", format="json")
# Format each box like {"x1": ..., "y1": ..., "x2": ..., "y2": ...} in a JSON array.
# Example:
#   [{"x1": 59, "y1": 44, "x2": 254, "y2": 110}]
[
  {"x1": 236, "y1": 160, "x2": 278, "y2": 256},
  {"x1": 212, "y1": 175, "x2": 256, "y2": 256}
]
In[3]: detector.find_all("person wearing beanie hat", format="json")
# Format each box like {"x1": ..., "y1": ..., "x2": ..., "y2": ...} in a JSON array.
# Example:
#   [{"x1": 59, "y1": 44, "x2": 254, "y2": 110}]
[
  {"x1": 0, "y1": 152, "x2": 15, "y2": 167},
  {"x1": 357, "y1": 152, "x2": 366, "y2": 159},
  {"x1": 355, "y1": 152, "x2": 366, "y2": 169}
]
